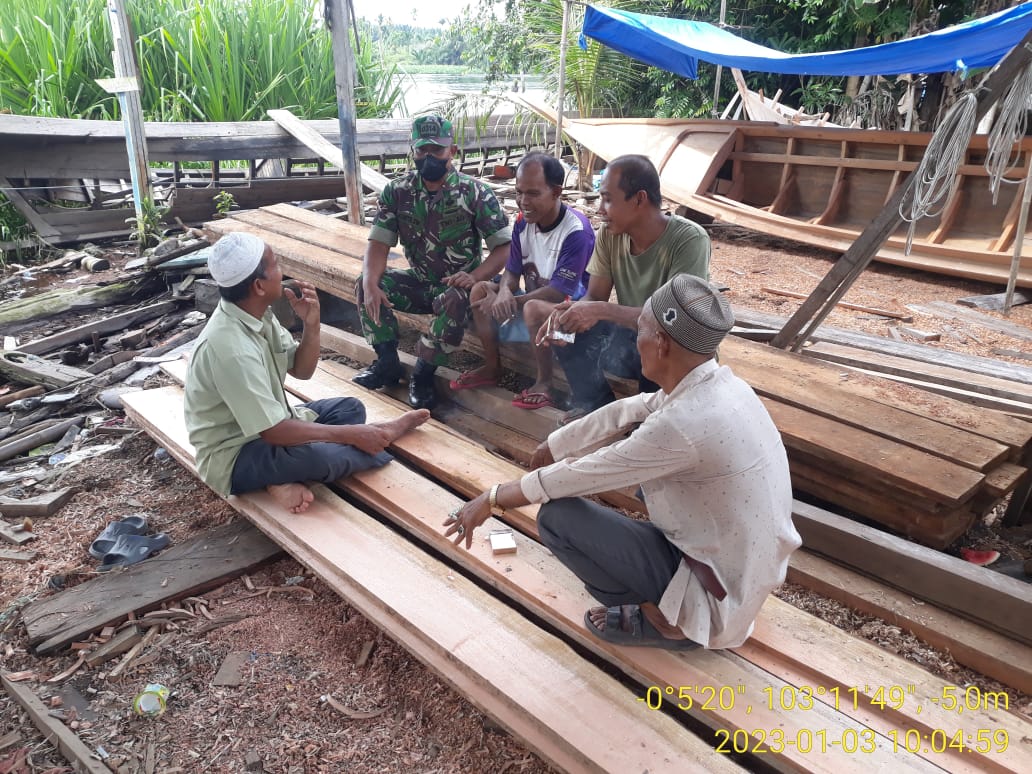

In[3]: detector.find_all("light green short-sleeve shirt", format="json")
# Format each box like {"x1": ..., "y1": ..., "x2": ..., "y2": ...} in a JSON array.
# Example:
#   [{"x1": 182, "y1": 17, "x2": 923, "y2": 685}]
[
  {"x1": 184, "y1": 300, "x2": 315, "y2": 495},
  {"x1": 587, "y1": 214, "x2": 710, "y2": 308}
]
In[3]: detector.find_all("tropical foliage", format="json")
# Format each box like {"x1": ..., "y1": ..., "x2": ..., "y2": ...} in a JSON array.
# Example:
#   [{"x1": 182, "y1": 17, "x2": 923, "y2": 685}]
[{"x1": 0, "y1": 0, "x2": 403, "y2": 121}]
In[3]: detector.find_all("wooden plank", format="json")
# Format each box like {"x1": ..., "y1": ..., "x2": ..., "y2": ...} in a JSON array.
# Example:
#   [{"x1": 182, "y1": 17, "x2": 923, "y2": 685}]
[
  {"x1": 0, "y1": 417, "x2": 84, "y2": 464},
  {"x1": 21, "y1": 520, "x2": 283, "y2": 654},
  {"x1": 120, "y1": 392, "x2": 735, "y2": 774},
  {"x1": 787, "y1": 550, "x2": 1032, "y2": 695},
  {"x1": 0, "y1": 547, "x2": 36, "y2": 562},
  {"x1": 762, "y1": 397, "x2": 983, "y2": 506},
  {"x1": 804, "y1": 341, "x2": 1032, "y2": 406},
  {"x1": 19, "y1": 301, "x2": 177, "y2": 356},
  {"x1": 760, "y1": 286, "x2": 911, "y2": 320},
  {"x1": 722, "y1": 337, "x2": 1010, "y2": 472},
  {"x1": 740, "y1": 597, "x2": 1032, "y2": 774},
  {"x1": 958, "y1": 290, "x2": 1032, "y2": 310},
  {"x1": 978, "y1": 462, "x2": 1027, "y2": 499},
  {"x1": 824, "y1": 363, "x2": 1032, "y2": 419},
  {"x1": 84, "y1": 625, "x2": 142, "y2": 667},
  {"x1": 792, "y1": 499, "x2": 1032, "y2": 645},
  {"x1": 908, "y1": 300, "x2": 1032, "y2": 343},
  {"x1": 0, "y1": 176, "x2": 59, "y2": 239},
  {"x1": 0, "y1": 386, "x2": 45, "y2": 408},
  {"x1": 1, "y1": 672, "x2": 110, "y2": 774},
  {"x1": 0, "y1": 351, "x2": 92, "y2": 389},
  {"x1": 0, "y1": 521, "x2": 36, "y2": 546},
  {"x1": 736, "y1": 306, "x2": 1032, "y2": 386},
  {"x1": 0, "y1": 487, "x2": 77, "y2": 518},
  {"x1": 268, "y1": 109, "x2": 389, "y2": 194},
  {"x1": 211, "y1": 651, "x2": 249, "y2": 687},
  {"x1": 788, "y1": 454, "x2": 975, "y2": 549}
]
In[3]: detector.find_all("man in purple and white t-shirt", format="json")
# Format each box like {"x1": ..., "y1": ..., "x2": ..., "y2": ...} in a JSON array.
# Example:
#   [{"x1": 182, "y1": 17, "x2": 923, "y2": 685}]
[{"x1": 450, "y1": 152, "x2": 594, "y2": 410}]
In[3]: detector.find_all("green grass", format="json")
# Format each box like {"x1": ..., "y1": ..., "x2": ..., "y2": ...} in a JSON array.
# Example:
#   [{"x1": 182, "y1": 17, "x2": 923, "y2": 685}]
[{"x1": 0, "y1": 0, "x2": 403, "y2": 121}]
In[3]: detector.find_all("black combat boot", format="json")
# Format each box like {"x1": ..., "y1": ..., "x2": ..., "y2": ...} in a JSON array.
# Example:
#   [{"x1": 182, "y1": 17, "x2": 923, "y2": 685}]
[
  {"x1": 352, "y1": 342, "x2": 404, "y2": 389},
  {"x1": 408, "y1": 359, "x2": 438, "y2": 409}
]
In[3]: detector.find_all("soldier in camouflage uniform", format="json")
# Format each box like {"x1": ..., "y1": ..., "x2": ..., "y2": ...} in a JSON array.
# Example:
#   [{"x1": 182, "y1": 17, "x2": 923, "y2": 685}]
[{"x1": 353, "y1": 115, "x2": 512, "y2": 409}]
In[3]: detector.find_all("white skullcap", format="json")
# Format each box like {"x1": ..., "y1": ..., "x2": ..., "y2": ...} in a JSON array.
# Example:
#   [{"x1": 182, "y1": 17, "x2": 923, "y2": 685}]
[{"x1": 208, "y1": 232, "x2": 266, "y2": 287}]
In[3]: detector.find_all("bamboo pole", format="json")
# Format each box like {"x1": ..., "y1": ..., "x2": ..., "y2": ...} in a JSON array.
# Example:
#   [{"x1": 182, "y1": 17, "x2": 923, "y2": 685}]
[
  {"x1": 554, "y1": 0, "x2": 571, "y2": 160},
  {"x1": 326, "y1": 0, "x2": 365, "y2": 225}
]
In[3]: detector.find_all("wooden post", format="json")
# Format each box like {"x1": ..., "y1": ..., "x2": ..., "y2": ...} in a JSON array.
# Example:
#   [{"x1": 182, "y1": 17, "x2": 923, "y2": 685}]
[
  {"x1": 711, "y1": 0, "x2": 728, "y2": 117},
  {"x1": 105, "y1": 0, "x2": 150, "y2": 225},
  {"x1": 325, "y1": 0, "x2": 365, "y2": 225},
  {"x1": 770, "y1": 30, "x2": 1032, "y2": 352},
  {"x1": 1004, "y1": 150, "x2": 1032, "y2": 315},
  {"x1": 554, "y1": 0, "x2": 571, "y2": 160}
]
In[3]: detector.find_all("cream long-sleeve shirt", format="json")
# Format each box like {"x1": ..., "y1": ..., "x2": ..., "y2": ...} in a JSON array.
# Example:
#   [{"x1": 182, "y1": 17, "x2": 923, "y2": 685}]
[{"x1": 520, "y1": 360, "x2": 801, "y2": 648}]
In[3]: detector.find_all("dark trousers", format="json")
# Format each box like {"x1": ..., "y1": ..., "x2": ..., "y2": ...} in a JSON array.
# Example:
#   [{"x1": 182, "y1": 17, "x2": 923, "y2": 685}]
[
  {"x1": 554, "y1": 322, "x2": 659, "y2": 411},
  {"x1": 356, "y1": 268, "x2": 471, "y2": 366},
  {"x1": 229, "y1": 397, "x2": 391, "y2": 495},
  {"x1": 538, "y1": 497, "x2": 682, "y2": 607}
]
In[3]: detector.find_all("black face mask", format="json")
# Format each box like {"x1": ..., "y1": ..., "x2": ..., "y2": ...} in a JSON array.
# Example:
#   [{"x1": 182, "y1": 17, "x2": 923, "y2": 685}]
[{"x1": 415, "y1": 154, "x2": 449, "y2": 182}]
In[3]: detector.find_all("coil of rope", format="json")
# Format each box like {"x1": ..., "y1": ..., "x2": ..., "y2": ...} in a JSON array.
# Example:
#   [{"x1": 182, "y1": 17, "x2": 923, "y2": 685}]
[
  {"x1": 898, "y1": 91, "x2": 977, "y2": 255},
  {"x1": 985, "y1": 59, "x2": 1032, "y2": 204}
]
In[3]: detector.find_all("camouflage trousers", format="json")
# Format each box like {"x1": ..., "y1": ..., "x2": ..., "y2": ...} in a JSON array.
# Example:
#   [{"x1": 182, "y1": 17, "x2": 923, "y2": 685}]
[{"x1": 357, "y1": 268, "x2": 471, "y2": 366}]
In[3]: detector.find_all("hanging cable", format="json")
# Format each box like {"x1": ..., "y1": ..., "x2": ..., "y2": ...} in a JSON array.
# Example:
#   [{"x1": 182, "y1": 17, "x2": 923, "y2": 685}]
[
  {"x1": 985, "y1": 60, "x2": 1032, "y2": 204},
  {"x1": 898, "y1": 91, "x2": 977, "y2": 254}
]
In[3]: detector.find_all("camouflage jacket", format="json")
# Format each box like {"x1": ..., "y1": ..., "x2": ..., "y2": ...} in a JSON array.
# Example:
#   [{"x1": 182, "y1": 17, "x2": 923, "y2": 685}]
[{"x1": 369, "y1": 168, "x2": 512, "y2": 283}]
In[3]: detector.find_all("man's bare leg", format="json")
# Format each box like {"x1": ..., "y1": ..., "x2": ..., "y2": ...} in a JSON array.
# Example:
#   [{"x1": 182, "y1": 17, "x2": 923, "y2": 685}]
[
  {"x1": 521, "y1": 299, "x2": 559, "y2": 402},
  {"x1": 464, "y1": 282, "x2": 503, "y2": 382},
  {"x1": 267, "y1": 482, "x2": 315, "y2": 514},
  {"x1": 374, "y1": 408, "x2": 431, "y2": 441}
]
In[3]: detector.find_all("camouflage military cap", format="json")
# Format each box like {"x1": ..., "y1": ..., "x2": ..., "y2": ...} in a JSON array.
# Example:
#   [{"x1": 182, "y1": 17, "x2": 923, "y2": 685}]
[{"x1": 412, "y1": 115, "x2": 454, "y2": 148}]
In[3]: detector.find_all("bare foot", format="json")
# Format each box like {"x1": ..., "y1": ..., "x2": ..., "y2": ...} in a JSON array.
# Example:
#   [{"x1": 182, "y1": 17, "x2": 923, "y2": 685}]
[
  {"x1": 377, "y1": 409, "x2": 431, "y2": 442},
  {"x1": 267, "y1": 482, "x2": 315, "y2": 514}
]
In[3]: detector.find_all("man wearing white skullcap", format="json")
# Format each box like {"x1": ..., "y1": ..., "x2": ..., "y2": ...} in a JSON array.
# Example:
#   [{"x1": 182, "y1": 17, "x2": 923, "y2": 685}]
[
  {"x1": 184, "y1": 233, "x2": 430, "y2": 513},
  {"x1": 445, "y1": 274, "x2": 800, "y2": 650}
]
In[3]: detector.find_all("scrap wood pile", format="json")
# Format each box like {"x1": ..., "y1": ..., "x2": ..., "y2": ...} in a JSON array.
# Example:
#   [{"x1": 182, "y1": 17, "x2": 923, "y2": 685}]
[
  {"x1": 205, "y1": 204, "x2": 1032, "y2": 549},
  {"x1": 114, "y1": 357, "x2": 1032, "y2": 773}
]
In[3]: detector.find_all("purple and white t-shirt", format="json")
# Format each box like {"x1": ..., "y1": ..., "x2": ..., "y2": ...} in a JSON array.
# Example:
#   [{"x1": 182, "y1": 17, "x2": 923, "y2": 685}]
[{"x1": 504, "y1": 204, "x2": 594, "y2": 299}]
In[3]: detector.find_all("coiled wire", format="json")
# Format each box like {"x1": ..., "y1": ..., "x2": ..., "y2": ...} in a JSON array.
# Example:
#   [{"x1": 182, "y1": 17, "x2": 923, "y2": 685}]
[
  {"x1": 985, "y1": 60, "x2": 1032, "y2": 204},
  {"x1": 898, "y1": 91, "x2": 978, "y2": 254}
]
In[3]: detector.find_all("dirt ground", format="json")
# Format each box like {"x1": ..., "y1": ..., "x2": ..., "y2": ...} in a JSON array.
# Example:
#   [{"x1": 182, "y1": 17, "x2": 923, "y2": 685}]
[{"x1": 1, "y1": 206, "x2": 1031, "y2": 773}]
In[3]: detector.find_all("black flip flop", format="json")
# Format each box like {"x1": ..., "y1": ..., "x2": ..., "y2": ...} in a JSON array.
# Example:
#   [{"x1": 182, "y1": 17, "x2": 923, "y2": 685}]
[
  {"x1": 88, "y1": 514, "x2": 149, "y2": 559},
  {"x1": 98, "y1": 533, "x2": 170, "y2": 572},
  {"x1": 583, "y1": 605, "x2": 700, "y2": 651}
]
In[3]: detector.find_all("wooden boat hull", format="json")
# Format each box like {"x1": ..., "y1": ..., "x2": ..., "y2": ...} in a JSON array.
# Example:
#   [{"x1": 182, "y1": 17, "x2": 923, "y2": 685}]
[
  {"x1": 557, "y1": 117, "x2": 1032, "y2": 288},
  {"x1": 0, "y1": 114, "x2": 552, "y2": 245}
]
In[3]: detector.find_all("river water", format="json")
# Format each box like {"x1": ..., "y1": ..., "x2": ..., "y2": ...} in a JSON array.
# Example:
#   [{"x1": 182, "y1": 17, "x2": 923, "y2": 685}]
[{"x1": 392, "y1": 72, "x2": 547, "y2": 117}]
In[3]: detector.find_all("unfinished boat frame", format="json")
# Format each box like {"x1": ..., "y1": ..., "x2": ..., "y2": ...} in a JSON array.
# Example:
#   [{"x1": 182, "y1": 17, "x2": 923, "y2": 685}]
[{"x1": 551, "y1": 116, "x2": 1032, "y2": 288}]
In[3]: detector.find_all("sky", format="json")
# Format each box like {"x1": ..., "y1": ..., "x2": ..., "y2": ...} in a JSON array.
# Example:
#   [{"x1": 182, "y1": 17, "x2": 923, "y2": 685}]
[{"x1": 351, "y1": 0, "x2": 476, "y2": 25}]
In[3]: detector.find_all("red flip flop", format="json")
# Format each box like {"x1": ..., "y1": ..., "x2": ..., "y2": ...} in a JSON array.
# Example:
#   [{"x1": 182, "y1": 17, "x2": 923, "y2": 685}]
[
  {"x1": 449, "y1": 371, "x2": 497, "y2": 391},
  {"x1": 512, "y1": 390, "x2": 554, "y2": 410}
]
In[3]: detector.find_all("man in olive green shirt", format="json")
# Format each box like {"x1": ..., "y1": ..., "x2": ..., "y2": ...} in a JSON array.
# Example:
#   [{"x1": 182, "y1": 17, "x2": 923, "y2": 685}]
[
  {"x1": 184, "y1": 232, "x2": 429, "y2": 513},
  {"x1": 539, "y1": 154, "x2": 711, "y2": 423}
]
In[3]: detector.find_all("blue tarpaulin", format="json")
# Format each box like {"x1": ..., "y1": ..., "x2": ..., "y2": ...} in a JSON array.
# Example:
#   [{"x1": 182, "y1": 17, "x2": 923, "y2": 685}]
[{"x1": 581, "y1": 3, "x2": 1032, "y2": 79}]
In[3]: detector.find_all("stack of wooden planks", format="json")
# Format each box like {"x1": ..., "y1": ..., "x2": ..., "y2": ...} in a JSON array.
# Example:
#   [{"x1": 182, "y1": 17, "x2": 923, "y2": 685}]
[
  {"x1": 122, "y1": 360, "x2": 1032, "y2": 773},
  {"x1": 203, "y1": 205, "x2": 1032, "y2": 548}
]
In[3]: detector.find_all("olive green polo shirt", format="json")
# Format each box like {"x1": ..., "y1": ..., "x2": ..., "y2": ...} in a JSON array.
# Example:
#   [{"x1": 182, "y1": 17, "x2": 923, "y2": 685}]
[{"x1": 184, "y1": 300, "x2": 316, "y2": 496}]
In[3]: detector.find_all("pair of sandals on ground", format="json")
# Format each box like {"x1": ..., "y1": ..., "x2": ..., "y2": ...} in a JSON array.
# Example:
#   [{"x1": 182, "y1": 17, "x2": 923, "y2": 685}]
[{"x1": 88, "y1": 514, "x2": 169, "y2": 572}]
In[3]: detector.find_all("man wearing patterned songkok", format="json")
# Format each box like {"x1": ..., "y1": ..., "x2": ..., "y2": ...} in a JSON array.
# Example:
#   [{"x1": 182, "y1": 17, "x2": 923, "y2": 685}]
[
  {"x1": 444, "y1": 274, "x2": 801, "y2": 650},
  {"x1": 353, "y1": 114, "x2": 512, "y2": 410},
  {"x1": 184, "y1": 232, "x2": 429, "y2": 514}
]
